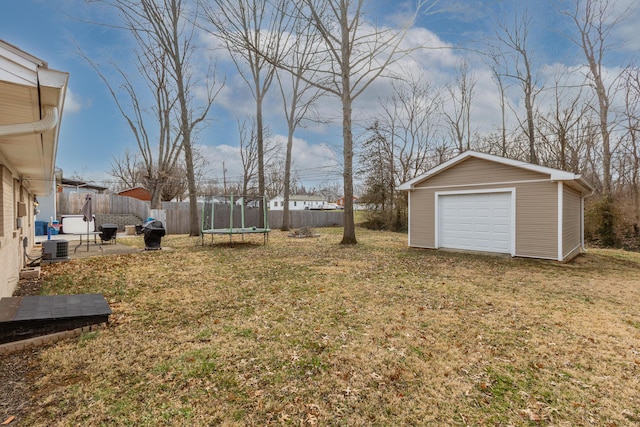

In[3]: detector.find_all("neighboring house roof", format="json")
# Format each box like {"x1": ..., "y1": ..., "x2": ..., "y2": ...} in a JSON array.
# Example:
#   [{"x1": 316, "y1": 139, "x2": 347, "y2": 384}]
[
  {"x1": 118, "y1": 186, "x2": 152, "y2": 201},
  {"x1": 60, "y1": 178, "x2": 108, "y2": 193},
  {"x1": 0, "y1": 39, "x2": 69, "y2": 195},
  {"x1": 399, "y1": 150, "x2": 594, "y2": 194}
]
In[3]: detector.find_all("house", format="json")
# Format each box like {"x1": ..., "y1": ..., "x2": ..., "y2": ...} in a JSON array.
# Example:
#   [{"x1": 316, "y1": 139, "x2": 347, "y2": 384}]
[
  {"x1": 0, "y1": 40, "x2": 68, "y2": 297},
  {"x1": 35, "y1": 175, "x2": 108, "y2": 222},
  {"x1": 235, "y1": 196, "x2": 261, "y2": 207},
  {"x1": 335, "y1": 195, "x2": 358, "y2": 209},
  {"x1": 118, "y1": 186, "x2": 152, "y2": 202},
  {"x1": 399, "y1": 151, "x2": 593, "y2": 262},
  {"x1": 59, "y1": 177, "x2": 108, "y2": 194},
  {"x1": 269, "y1": 195, "x2": 331, "y2": 210}
]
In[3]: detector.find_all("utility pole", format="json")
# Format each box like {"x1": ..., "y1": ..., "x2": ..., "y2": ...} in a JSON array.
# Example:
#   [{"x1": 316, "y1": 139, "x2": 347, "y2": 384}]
[{"x1": 222, "y1": 161, "x2": 227, "y2": 194}]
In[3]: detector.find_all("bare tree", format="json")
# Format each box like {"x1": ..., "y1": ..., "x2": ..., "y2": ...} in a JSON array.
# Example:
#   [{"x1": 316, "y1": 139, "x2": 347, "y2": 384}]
[
  {"x1": 360, "y1": 75, "x2": 442, "y2": 229},
  {"x1": 237, "y1": 117, "x2": 259, "y2": 196},
  {"x1": 109, "y1": 149, "x2": 145, "y2": 190},
  {"x1": 388, "y1": 76, "x2": 442, "y2": 184},
  {"x1": 200, "y1": 0, "x2": 289, "y2": 219},
  {"x1": 564, "y1": 0, "x2": 630, "y2": 196},
  {"x1": 275, "y1": 13, "x2": 324, "y2": 231},
  {"x1": 90, "y1": 0, "x2": 222, "y2": 234},
  {"x1": 272, "y1": 0, "x2": 431, "y2": 244},
  {"x1": 620, "y1": 67, "x2": 640, "y2": 230},
  {"x1": 443, "y1": 60, "x2": 476, "y2": 153},
  {"x1": 493, "y1": 6, "x2": 541, "y2": 164},
  {"x1": 485, "y1": 47, "x2": 510, "y2": 156},
  {"x1": 264, "y1": 151, "x2": 300, "y2": 199},
  {"x1": 79, "y1": 42, "x2": 183, "y2": 209},
  {"x1": 536, "y1": 71, "x2": 592, "y2": 171}
]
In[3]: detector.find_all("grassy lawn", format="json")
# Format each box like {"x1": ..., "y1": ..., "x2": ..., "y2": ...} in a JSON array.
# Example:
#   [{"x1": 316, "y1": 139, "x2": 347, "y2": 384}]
[{"x1": 22, "y1": 228, "x2": 640, "y2": 426}]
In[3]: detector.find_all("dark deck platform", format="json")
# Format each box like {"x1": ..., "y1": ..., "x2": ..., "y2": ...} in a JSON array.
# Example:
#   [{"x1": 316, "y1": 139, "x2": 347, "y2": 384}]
[{"x1": 0, "y1": 294, "x2": 111, "y2": 344}]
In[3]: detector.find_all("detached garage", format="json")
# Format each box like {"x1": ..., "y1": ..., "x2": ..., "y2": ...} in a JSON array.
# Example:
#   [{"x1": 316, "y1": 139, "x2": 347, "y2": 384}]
[{"x1": 399, "y1": 151, "x2": 593, "y2": 262}]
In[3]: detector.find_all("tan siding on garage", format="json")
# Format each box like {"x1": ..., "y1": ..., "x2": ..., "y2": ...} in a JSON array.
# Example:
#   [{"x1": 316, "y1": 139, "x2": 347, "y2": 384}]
[
  {"x1": 514, "y1": 182, "x2": 558, "y2": 259},
  {"x1": 418, "y1": 157, "x2": 547, "y2": 188},
  {"x1": 563, "y1": 186, "x2": 582, "y2": 260},
  {"x1": 408, "y1": 189, "x2": 436, "y2": 248},
  {"x1": 410, "y1": 181, "x2": 559, "y2": 259},
  {"x1": 404, "y1": 152, "x2": 590, "y2": 261},
  {"x1": 410, "y1": 178, "x2": 561, "y2": 259}
]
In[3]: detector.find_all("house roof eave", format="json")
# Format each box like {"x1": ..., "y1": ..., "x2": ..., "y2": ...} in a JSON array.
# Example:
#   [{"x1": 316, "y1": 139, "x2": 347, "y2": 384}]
[{"x1": 0, "y1": 40, "x2": 68, "y2": 196}]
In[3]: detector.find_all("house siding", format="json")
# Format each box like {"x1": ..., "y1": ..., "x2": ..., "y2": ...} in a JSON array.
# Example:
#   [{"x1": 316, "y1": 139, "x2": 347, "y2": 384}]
[
  {"x1": 1, "y1": 165, "x2": 9, "y2": 238},
  {"x1": 0, "y1": 166, "x2": 19, "y2": 297},
  {"x1": 0, "y1": 165, "x2": 37, "y2": 297},
  {"x1": 408, "y1": 157, "x2": 563, "y2": 259},
  {"x1": 563, "y1": 186, "x2": 582, "y2": 260}
]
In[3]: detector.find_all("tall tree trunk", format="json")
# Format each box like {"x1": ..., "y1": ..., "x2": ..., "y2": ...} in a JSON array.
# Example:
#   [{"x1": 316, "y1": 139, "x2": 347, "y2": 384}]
[
  {"x1": 256, "y1": 84, "x2": 266, "y2": 228},
  {"x1": 281, "y1": 124, "x2": 294, "y2": 231},
  {"x1": 525, "y1": 87, "x2": 537, "y2": 164},
  {"x1": 171, "y1": 16, "x2": 199, "y2": 236},
  {"x1": 340, "y1": 5, "x2": 356, "y2": 245},
  {"x1": 150, "y1": 179, "x2": 164, "y2": 209},
  {"x1": 341, "y1": 93, "x2": 356, "y2": 244}
]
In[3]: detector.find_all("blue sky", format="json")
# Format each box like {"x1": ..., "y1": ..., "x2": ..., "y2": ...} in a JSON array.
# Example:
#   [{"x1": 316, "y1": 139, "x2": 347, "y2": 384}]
[{"x1": 1, "y1": 0, "x2": 638, "y2": 192}]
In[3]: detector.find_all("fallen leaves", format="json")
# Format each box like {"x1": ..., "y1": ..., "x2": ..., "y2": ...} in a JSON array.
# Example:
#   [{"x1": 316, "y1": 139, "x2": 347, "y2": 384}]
[{"x1": 7, "y1": 230, "x2": 640, "y2": 426}]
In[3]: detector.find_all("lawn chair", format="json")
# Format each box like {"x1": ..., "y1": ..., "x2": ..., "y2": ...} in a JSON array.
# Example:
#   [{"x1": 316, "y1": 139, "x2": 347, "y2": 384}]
[{"x1": 99, "y1": 224, "x2": 118, "y2": 244}]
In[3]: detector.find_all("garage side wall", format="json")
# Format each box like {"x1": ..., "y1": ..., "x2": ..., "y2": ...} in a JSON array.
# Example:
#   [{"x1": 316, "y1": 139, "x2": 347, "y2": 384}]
[
  {"x1": 407, "y1": 158, "x2": 560, "y2": 258},
  {"x1": 514, "y1": 182, "x2": 558, "y2": 259},
  {"x1": 563, "y1": 186, "x2": 582, "y2": 260},
  {"x1": 407, "y1": 188, "x2": 436, "y2": 247}
]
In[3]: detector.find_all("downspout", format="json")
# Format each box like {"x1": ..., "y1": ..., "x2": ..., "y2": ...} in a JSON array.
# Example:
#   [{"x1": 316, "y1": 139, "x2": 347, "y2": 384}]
[{"x1": 0, "y1": 106, "x2": 58, "y2": 137}]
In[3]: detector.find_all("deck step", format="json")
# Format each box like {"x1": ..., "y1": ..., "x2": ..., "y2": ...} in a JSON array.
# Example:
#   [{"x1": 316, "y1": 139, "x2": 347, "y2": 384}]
[{"x1": 0, "y1": 294, "x2": 111, "y2": 344}]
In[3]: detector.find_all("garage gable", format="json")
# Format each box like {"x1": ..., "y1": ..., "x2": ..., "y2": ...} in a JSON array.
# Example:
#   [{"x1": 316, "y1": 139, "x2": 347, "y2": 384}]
[{"x1": 399, "y1": 151, "x2": 593, "y2": 194}]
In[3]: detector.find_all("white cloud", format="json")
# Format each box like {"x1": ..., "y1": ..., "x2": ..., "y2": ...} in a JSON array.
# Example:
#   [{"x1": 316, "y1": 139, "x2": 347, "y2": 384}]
[
  {"x1": 197, "y1": 143, "x2": 243, "y2": 183},
  {"x1": 196, "y1": 133, "x2": 341, "y2": 189},
  {"x1": 63, "y1": 88, "x2": 88, "y2": 114}
]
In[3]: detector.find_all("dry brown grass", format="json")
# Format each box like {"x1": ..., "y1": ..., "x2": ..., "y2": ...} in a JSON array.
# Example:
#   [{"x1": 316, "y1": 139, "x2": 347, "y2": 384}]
[{"x1": 19, "y1": 228, "x2": 640, "y2": 426}]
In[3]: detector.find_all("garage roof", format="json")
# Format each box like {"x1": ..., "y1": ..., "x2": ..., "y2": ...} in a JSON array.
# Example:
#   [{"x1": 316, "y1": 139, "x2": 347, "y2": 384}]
[
  {"x1": 0, "y1": 40, "x2": 69, "y2": 195},
  {"x1": 399, "y1": 151, "x2": 594, "y2": 195}
]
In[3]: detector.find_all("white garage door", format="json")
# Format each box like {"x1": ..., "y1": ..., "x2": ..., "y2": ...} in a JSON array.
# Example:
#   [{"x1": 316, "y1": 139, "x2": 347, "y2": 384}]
[{"x1": 438, "y1": 192, "x2": 512, "y2": 254}]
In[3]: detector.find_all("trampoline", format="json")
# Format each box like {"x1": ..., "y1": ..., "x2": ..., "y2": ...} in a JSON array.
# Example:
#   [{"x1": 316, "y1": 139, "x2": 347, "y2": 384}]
[{"x1": 201, "y1": 194, "x2": 271, "y2": 245}]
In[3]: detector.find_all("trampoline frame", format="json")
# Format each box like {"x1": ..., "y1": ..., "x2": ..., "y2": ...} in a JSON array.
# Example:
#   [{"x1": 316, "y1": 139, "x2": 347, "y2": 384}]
[{"x1": 201, "y1": 194, "x2": 271, "y2": 245}]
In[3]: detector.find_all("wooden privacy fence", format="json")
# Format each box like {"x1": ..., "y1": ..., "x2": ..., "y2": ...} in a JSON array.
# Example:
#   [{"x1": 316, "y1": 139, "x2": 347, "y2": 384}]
[
  {"x1": 164, "y1": 202, "x2": 262, "y2": 234},
  {"x1": 58, "y1": 194, "x2": 344, "y2": 234},
  {"x1": 269, "y1": 210, "x2": 343, "y2": 229},
  {"x1": 58, "y1": 193, "x2": 150, "y2": 220},
  {"x1": 166, "y1": 203, "x2": 344, "y2": 234}
]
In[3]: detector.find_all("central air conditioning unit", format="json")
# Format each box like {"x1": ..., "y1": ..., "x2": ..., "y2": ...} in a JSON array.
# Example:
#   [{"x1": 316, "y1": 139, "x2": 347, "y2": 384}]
[{"x1": 41, "y1": 240, "x2": 70, "y2": 264}]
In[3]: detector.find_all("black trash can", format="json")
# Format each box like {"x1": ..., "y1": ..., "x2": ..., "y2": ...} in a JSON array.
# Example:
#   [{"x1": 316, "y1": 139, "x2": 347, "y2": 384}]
[{"x1": 143, "y1": 220, "x2": 165, "y2": 250}]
